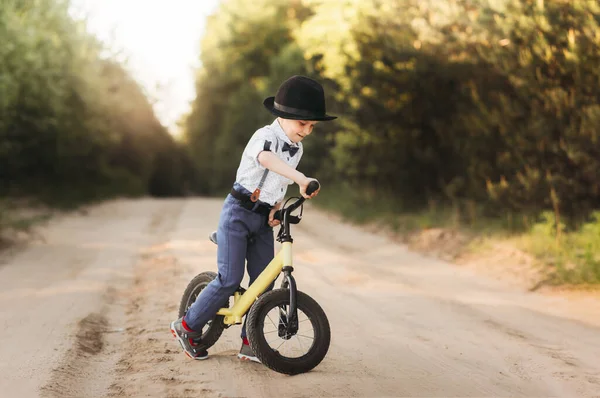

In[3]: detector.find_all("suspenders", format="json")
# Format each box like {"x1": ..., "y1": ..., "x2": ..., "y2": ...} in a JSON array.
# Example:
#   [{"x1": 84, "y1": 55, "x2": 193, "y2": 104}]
[{"x1": 250, "y1": 139, "x2": 280, "y2": 202}]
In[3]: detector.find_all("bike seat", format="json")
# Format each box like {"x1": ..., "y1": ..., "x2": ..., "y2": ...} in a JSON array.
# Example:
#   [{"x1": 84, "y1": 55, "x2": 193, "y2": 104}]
[{"x1": 209, "y1": 231, "x2": 218, "y2": 245}]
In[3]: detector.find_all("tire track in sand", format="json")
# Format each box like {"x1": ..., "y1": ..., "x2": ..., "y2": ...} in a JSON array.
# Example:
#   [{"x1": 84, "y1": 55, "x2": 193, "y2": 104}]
[
  {"x1": 106, "y1": 200, "x2": 217, "y2": 398},
  {"x1": 40, "y1": 200, "x2": 185, "y2": 398}
]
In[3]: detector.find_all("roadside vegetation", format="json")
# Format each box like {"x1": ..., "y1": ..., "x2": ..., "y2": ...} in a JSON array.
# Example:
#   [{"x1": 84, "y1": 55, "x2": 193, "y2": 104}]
[
  {"x1": 2, "y1": 0, "x2": 598, "y2": 286},
  {"x1": 182, "y1": 0, "x2": 600, "y2": 286}
]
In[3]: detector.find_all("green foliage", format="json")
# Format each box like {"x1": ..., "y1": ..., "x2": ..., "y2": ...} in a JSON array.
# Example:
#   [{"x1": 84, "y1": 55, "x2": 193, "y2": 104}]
[
  {"x1": 183, "y1": 0, "x2": 318, "y2": 194},
  {"x1": 0, "y1": 0, "x2": 190, "y2": 207},
  {"x1": 184, "y1": 0, "x2": 600, "y2": 207},
  {"x1": 530, "y1": 211, "x2": 566, "y2": 240},
  {"x1": 184, "y1": 0, "x2": 600, "y2": 283},
  {"x1": 292, "y1": 0, "x2": 600, "y2": 219},
  {"x1": 524, "y1": 211, "x2": 600, "y2": 284},
  {"x1": 478, "y1": 0, "x2": 600, "y2": 218}
]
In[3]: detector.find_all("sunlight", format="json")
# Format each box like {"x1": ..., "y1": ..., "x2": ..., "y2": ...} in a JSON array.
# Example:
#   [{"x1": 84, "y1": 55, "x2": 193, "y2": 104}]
[{"x1": 69, "y1": 0, "x2": 221, "y2": 136}]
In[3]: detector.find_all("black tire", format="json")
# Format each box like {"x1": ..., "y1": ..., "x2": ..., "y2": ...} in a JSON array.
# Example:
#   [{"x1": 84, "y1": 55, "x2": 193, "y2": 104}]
[
  {"x1": 246, "y1": 289, "x2": 330, "y2": 375},
  {"x1": 177, "y1": 271, "x2": 226, "y2": 350}
]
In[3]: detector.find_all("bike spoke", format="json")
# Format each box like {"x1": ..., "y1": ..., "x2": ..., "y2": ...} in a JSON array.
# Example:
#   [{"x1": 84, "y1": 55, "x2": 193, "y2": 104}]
[
  {"x1": 295, "y1": 334, "x2": 305, "y2": 352},
  {"x1": 275, "y1": 339, "x2": 287, "y2": 351},
  {"x1": 266, "y1": 314, "x2": 278, "y2": 330}
]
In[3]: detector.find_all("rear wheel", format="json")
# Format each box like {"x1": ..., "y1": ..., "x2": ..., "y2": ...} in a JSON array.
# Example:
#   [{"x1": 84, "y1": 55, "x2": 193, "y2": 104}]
[
  {"x1": 178, "y1": 271, "x2": 226, "y2": 350},
  {"x1": 246, "y1": 289, "x2": 330, "y2": 375}
]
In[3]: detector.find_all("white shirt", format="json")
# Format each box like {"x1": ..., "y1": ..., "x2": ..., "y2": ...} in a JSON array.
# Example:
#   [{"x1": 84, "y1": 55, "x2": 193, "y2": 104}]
[{"x1": 236, "y1": 119, "x2": 303, "y2": 206}]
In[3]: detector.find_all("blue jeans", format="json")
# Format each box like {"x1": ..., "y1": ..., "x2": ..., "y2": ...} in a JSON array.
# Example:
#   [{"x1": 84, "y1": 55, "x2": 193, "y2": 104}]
[{"x1": 184, "y1": 183, "x2": 275, "y2": 338}]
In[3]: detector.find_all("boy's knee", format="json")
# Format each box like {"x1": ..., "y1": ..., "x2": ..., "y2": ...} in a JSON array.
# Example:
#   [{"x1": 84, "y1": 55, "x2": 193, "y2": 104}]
[{"x1": 218, "y1": 272, "x2": 243, "y2": 291}]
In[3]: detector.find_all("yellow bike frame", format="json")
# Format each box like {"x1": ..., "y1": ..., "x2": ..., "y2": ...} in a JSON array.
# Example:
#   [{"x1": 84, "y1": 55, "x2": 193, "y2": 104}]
[{"x1": 216, "y1": 242, "x2": 293, "y2": 325}]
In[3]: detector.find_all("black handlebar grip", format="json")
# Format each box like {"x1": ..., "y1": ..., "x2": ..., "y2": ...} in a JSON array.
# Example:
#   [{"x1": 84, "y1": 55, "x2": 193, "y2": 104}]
[
  {"x1": 306, "y1": 180, "x2": 320, "y2": 196},
  {"x1": 273, "y1": 210, "x2": 282, "y2": 221}
]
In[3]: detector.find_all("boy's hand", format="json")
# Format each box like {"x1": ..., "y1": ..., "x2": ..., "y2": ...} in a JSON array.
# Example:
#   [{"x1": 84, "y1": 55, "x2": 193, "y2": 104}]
[
  {"x1": 299, "y1": 177, "x2": 320, "y2": 199},
  {"x1": 268, "y1": 203, "x2": 281, "y2": 227}
]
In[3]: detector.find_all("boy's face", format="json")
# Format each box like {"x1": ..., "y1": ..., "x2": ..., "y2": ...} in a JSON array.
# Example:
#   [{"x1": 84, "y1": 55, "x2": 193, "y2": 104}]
[{"x1": 278, "y1": 118, "x2": 318, "y2": 144}]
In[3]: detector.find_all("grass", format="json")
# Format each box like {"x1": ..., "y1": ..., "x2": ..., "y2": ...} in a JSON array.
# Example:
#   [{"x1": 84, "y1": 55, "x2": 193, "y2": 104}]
[
  {"x1": 0, "y1": 198, "x2": 54, "y2": 246},
  {"x1": 314, "y1": 183, "x2": 600, "y2": 286},
  {"x1": 517, "y1": 211, "x2": 600, "y2": 285}
]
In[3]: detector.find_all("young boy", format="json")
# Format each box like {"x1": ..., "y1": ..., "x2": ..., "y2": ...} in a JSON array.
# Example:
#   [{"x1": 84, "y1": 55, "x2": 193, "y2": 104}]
[{"x1": 170, "y1": 75, "x2": 337, "y2": 361}]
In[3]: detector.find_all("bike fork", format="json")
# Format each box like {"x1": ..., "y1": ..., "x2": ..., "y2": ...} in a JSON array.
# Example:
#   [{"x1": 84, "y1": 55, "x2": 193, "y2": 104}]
[{"x1": 279, "y1": 266, "x2": 298, "y2": 338}]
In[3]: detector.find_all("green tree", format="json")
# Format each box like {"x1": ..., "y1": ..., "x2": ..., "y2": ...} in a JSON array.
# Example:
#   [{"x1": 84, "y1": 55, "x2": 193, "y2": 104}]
[
  {"x1": 183, "y1": 0, "x2": 317, "y2": 194},
  {"x1": 0, "y1": 0, "x2": 190, "y2": 206}
]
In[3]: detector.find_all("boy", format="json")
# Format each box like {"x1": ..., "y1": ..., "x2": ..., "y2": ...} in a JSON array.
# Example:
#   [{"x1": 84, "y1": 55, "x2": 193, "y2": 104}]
[{"x1": 170, "y1": 75, "x2": 337, "y2": 361}]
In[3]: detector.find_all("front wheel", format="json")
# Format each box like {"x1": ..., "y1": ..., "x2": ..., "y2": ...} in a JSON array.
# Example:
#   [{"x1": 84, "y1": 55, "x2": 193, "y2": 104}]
[{"x1": 246, "y1": 289, "x2": 330, "y2": 375}]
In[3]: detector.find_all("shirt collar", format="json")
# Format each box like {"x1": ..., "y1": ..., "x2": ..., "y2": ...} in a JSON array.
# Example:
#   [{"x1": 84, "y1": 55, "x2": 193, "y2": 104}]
[{"x1": 271, "y1": 119, "x2": 298, "y2": 147}]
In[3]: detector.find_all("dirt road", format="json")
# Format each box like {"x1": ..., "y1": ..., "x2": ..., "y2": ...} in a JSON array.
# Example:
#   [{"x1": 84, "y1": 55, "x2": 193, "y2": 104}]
[{"x1": 0, "y1": 198, "x2": 599, "y2": 397}]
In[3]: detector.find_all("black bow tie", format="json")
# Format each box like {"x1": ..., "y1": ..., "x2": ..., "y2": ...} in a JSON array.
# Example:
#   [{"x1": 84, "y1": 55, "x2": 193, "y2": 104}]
[{"x1": 282, "y1": 142, "x2": 299, "y2": 157}]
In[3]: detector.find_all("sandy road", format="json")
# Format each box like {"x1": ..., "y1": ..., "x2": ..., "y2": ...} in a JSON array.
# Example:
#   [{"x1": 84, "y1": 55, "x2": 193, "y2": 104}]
[{"x1": 0, "y1": 197, "x2": 599, "y2": 397}]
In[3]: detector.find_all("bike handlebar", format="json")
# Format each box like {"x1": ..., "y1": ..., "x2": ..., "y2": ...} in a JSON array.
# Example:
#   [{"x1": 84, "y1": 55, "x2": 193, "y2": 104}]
[
  {"x1": 306, "y1": 180, "x2": 320, "y2": 196},
  {"x1": 273, "y1": 180, "x2": 320, "y2": 222}
]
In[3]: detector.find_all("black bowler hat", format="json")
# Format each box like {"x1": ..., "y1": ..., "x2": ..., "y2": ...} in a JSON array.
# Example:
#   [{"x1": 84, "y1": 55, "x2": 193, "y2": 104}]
[{"x1": 263, "y1": 75, "x2": 337, "y2": 121}]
